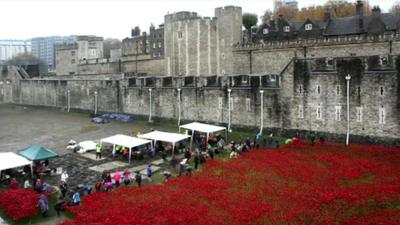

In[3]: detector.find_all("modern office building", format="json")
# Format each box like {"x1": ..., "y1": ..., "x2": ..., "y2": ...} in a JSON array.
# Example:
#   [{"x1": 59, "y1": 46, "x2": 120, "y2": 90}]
[
  {"x1": 31, "y1": 36, "x2": 77, "y2": 70},
  {"x1": 0, "y1": 40, "x2": 31, "y2": 62}
]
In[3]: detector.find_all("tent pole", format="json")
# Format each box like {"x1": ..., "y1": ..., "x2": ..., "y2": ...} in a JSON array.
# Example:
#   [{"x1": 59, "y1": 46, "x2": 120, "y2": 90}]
[
  {"x1": 113, "y1": 144, "x2": 116, "y2": 158},
  {"x1": 206, "y1": 132, "x2": 209, "y2": 150},
  {"x1": 129, "y1": 148, "x2": 131, "y2": 164},
  {"x1": 30, "y1": 162, "x2": 34, "y2": 178},
  {"x1": 172, "y1": 143, "x2": 175, "y2": 159},
  {"x1": 190, "y1": 130, "x2": 194, "y2": 149}
]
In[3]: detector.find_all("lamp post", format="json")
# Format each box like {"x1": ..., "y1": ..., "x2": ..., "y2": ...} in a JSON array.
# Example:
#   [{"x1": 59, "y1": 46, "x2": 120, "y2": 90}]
[
  {"x1": 259, "y1": 90, "x2": 264, "y2": 134},
  {"x1": 148, "y1": 88, "x2": 152, "y2": 123},
  {"x1": 94, "y1": 90, "x2": 98, "y2": 116},
  {"x1": 345, "y1": 74, "x2": 351, "y2": 146},
  {"x1": 177, "y1": 88, "x2": 181, "y2": 126},
  {"x1": 227, "y1": 89, "x2": 232, "y2": 132}
]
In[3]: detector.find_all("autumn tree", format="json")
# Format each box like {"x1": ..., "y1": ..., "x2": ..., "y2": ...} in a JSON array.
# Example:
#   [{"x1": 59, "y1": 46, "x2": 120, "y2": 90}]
[
  {"x1": 273, "y1": 5, "x2": 298, "y2": 20},
  {"x1": 390, "y1": 1, "x2": 400, "y2": 14}
]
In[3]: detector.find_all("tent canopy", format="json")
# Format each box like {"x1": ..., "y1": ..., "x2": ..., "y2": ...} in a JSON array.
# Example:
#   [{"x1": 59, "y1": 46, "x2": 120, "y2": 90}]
[
  {"x1": 180, "y1": 122, "x2": 226, "y2": 134},
  {"x1": 100, "y1": 134, "x2": 151, "y2": 149},
  {"x1": 0, "y1": 152, "x2": 32, "y2": 171},
  {"x1": 139, "y1": 130, "x2": 191, "y2": 144},
  {"x1": 19, "y1": 144, "x2": 59, "y2": 161}
]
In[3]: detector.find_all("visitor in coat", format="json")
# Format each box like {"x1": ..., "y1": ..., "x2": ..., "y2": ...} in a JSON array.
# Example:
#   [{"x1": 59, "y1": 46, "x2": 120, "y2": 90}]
[
  {"x1": 114, "y1": 171, "x2": 121, "y2": 188},
  {"x1": 10, "y1": 178, "x2": 19, "y2": 189},
  {"x1": 61, "y1": 170, "x2": 69, "y2": 183},
  {"x1": 123, "y1": 170, "x2": 131, "y2": 186},
  {"x1": 38, "y1": 194, "x2": 48, "y2": 217},
  {"x1": 72, "y1": 191, "x2": 80, "y2": 205},
  {"x1": 146, "y1": 165, "x2": 153, "y2": 182},
  {"x1": 135, "y1": 171, "x2": 142, "y2": 187}
]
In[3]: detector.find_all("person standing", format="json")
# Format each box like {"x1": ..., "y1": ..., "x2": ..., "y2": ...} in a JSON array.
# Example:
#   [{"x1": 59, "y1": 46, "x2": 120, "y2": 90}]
[
  {"x1": 61, "y1": 170, "x2": 69, "y2": 183},
  {"x1": 72, "y1": 191, "x2": 80, "y2": 205},
  {"x1": 179, "y1": 158, "x2": 187, "y2": 176},
  {"x1": 123, "y1": 170, "x2": 131, "y2": 186},
  {"x1": 38, "y1": 194, "x2": 48, "y2": 217},
  {"x1": 10, "y1": 178, "x2": 19, "y2": 189},
  {"x1": 60, "y1": 181, "x2": 68, "y2": 198},
  {"x1": 23, "y1": 179, "x2": 31, "y2": 189},
  {"x1": 114, "y1": 171, "x2": 121, "y2": 188},
  {"x1": 96, "y1": 144, "x2": 102, "y2": 159},
  {"x1": 135, "y1": 171, "x2": 142, "y2": 187},
  {"x1": 194, "y1": 151, "x2": 200, "y2": 170},
  {"x1": 146, "y1": 165, "x2": 153, "y2": 182}
]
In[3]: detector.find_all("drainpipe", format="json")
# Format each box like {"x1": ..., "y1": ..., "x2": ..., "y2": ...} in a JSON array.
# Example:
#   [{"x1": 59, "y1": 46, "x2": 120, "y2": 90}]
[
  {"x1": 345, "y1": 74, "x2": 351, "y2": 146},
  {"x1": 148, "y1": 88, "x2": 152, "y2": 122},
  {"x1": 94, "y1": 90, "x2": 98, "y2": 116},
  {"x1": 227, "y1": 89, "x2": 232, "y2": 132},
  {"x1": 67, "y1": 90, "x2": 70, "y2": 112},
  {"x1": 177, "y1": 88, "x2": 181, "y2": 126},
  {"x1": 259, "y1": 90, "x2": 264, "y2": 134}
]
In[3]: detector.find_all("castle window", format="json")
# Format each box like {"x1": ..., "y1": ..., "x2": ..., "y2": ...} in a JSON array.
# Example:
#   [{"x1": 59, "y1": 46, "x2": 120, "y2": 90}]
[
  {"x1": 335, "y1": 105, "x2": 342, "y2": 121},
  {"x1": 379, "y1": 106, "x2": 386, "y2": 124},
  {"x1": 379, "y1": 86, "x2": 384, "y2": 96},
  {"x1": 357, "y1": 86, "x2": 361, "y2": 97},
  {"x1": 305, "y1": 24, "x2": 313, "y2": 31},
  {"x1": 283, "y1": 26, "x2": 290, "y2": 32},
  {"x1": 263, "y1": 28, "x2": 269, "y2": 34},
  {"x1": 158, "y1": 42, "x2": 162, "y2": 48},
  {"x1": 317, "y1": 85, "x2": 321, "y2": 95},
  {"x1": 298, "y1": 84, "x2": 303, "y2": 94},
  {"x1": 336, "y1": 85, "x2": 341, "y2": 95},
  {"x1": 71, "y1": 59, "x2": 75, "y2": 64},
  {"x1": 316, "y1": 104, "x2": 322, "y2": 120},
  {"x1": 71, "y1": 51, "x2": 75, "y2": 56},
  {"x1": 245, "y1": 98, "x2": 251, "y2": 112},
  {"x1": 356, "y1": 106, "x2": 363, "y2": 122},
  {"x1": 153, "y1": 43, "x2": 156, "y2": 49},
  {"x1": 218, "y1": 97, "x2": 223, "y2": 109},
  {"x1": 178, "y1": 31, "x2": 183, "y2": 39},
  {"x1": 298, "y1": 105, "x2": 304, "y2": 119}
]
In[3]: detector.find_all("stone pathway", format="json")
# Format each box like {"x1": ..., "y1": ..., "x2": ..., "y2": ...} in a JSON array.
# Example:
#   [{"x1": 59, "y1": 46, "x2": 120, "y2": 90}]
[
  {"x1": 89, "y1": 161, "x2": 129, "y2": 172},
  {"x1": 79, "y1": 153, "x2": 107, "y2": 161}
]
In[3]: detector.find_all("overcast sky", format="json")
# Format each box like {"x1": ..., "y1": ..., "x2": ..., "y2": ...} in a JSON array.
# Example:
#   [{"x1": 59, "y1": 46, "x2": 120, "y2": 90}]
[{"x1": 0, "y1": 0, "x2": 396, "y2": 40}]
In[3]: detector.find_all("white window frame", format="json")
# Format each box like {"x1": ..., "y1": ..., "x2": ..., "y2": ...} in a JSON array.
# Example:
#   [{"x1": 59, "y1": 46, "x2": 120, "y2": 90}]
[
  {"x1": 379, "y1": 107, "x2": 386, "y2": 124},
  {"x1": 263, "y1": 28, "x2": 269, "y2": 34},
  {"x1": 356, "y1": 106, "x2": 363, "y2": 122},
  {"x1": 298, "y1": 105, "x2": 304, "y2": 119},
  {"x1": 335, "y1": 105, "x2": 342, "y2": 121},
  {"x1": 305, "y1": 24, "x2": 313, "y2": 31},
  {"x1": 283, "y1": 26, "x2": 290, "y2": 32}
]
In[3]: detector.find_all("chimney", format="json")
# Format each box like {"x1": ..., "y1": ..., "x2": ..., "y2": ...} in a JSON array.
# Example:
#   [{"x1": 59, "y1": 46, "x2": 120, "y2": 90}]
[
  {"x1": 270, "y1": 20, "x2": 276, "y2": 31},
  {"x1": 131, "y1": 26, "x2": 140, "y2": 37},
  {"x1": 356, "y1": 0, "x2": 364, "y2": 17},
  {"x1": 372, "y1": 6, "x2": 381, "y2": 17},
  {"x1": 324, "y1": 9, "x2": 331, "y2": 22}
]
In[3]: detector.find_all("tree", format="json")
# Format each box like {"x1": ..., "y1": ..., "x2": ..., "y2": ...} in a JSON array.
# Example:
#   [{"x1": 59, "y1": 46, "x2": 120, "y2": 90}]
[
  {"x1": 389, "y1": 1, "x2": 400, "y2": 14},
  {"x1": 103, "y1": 38, "x2": 121, "y2": 58},
  {"x1": 6, "y1": 53, "x2": 47, "y2": 75},
  {"x1": 273, "y1": 5, "x2": 298, "y2": 20},
  {"x1": 242, "y1": 13, "x2": 258, "y2": 41},
  {"x1": 261, "y1": 9, "x2": 273, "y2": 24}
]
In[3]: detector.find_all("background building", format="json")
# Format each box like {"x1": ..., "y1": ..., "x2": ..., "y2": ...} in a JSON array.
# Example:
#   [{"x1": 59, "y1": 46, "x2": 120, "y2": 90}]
[
  {"x1": 31, "y1": 36, "x2": 77, "y2": 70},
  {"x1": 55, "y1": 35, "x2": 104, "y2": 75},
  {"x1": 0, "y1": 40, "x2": 31, "y2": 63}
]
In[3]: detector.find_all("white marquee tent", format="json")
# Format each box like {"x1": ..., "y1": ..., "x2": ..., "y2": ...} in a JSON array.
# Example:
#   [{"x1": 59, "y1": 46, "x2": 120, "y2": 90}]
[
  {"x1": 139, "y1": 130, "x2": 191, "y2": 157},
  {"x1": 0, "y1": 152, "x2": 32, "y2": 172},
  {"x1": 100, "y1": 134, "x2": 152, "y2": 163},
  {"x1": 179, "y1": 122, "x2": 227, "y2": 148}
]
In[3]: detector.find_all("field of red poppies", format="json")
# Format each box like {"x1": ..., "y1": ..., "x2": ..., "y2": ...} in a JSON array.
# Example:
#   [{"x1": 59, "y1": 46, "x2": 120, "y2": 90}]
[
  {"x1": 59, "y1": 142, "x2": 399, "y2": 224},
  {"x1": 0, "y1": 189, "x2": 41, "y2": 221}
]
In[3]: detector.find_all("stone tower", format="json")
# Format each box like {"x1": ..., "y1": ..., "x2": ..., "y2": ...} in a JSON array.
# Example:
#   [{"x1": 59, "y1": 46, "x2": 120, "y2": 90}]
[{"x1": 164, "y1": 6, "x2": 242, "y2": 76}]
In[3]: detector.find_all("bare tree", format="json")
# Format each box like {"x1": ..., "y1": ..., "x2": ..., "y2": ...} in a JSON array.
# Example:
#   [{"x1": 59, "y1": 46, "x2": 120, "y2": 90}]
[
  {"x1": 261, "y1": 9, "x2": 273, "y2": 24},
  {"x1": 390, "y1": 1, "x2": 400, "y2": 14},
  {"x1": 103, "y1": 38, "x2": 121, "y2": 58},
  {"x1": 6, "y1": 53, "x2": 48, "y2": 75}
]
